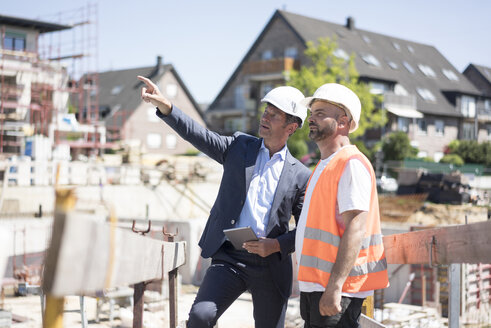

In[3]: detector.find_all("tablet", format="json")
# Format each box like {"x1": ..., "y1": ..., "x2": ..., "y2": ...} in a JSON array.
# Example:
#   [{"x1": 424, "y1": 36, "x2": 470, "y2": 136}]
[{"x1": 223, "y1": 226, "x2": 258, "y2": 250}]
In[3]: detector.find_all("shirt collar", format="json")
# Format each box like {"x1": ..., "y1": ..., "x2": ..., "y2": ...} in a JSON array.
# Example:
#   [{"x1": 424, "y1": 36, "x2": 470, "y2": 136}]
[{"x1": 260, "y1": 140, "x2": 287, "y2": 161}]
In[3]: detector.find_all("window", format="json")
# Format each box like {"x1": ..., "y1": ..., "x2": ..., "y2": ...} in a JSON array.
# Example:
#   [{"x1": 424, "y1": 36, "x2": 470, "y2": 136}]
[
  {"x1": 442, "y1": 69, "x2": 459, "y2": 81},
  {"x1": 234, "y1": 85, "x2": 247, "y2": 109},
  {"x1": 485, "y1": 99, "x2": 490, "y2": 111},
  {"x1": 111, "y1": 85, "x2": 123, "y2": 95},
  {"x1": 398, "y1": 117, "x2": 410, "y2": 133},
  {"x1": 394, "y1": 84, "x2": 408, "y2": 96},
  {"x1": 360, "y1": 53, "x2": 380, "y2": 67},
  {"x1": 418, "y1": 64, "x2": 436, "y2": 78},
  {"x1": 486, "y1": 124, "x2": 491, "y2": 141},
  {"x1": 417, "y1": 119, "x2": 427, "y2": 134},
  {"x1": 3, "y1": 32, "x2": 26, "y2": 51},
  {"x1": 435, "y1": 120, "x2": 445, "y2": 136},
  {"x1": 166, "y1": 133, "x2": 177, "y2": 149},
  {"x1": 407, "y1": 45, "x2": 415, "y2": 53},
  {"x1": 260, "y1": 83, "x2": 273, "y2": 98},
  {"x1": 403, "y1": 61, "x2": 415, "y2": 73},
  {"x1": 362, "y1": 35, "x2": 371, "y2": 44},
  {"x1": 370, "y1": 82, "x2": 388, "y2": 95},
  {"x1": 416, "y1": 88, "x2": 436, "y2": 102},
  {"x1": 284, "y1": 47, "x2": 297, "y2": 59},
  {"x1": 461, "y1": 95, "x2": 476, "y2": 117},
  {"x1": 334, "y1": 48, "x2": 349, "y2": 60},
  {"x1": 262, "y1": 50, "x2": 273, "y2": 60},
  {"x1": 166, "y1": 84, "x2": 177, "y2": 99},
  {"x1": 392, "y1": 42, "x2": 401, "y2": 51},
  {"x1": 462, "y1": 122, "x2": 475, "y2": 140},
  {"x1": 386, "y1": 59, "x2": 398, "y2": 70},
  {"x1": 147, "y1": 133, "x2": 162, "y2": 149},
  {"x1": 147, "y1": 107, "x2": 159, "y2": 122}
]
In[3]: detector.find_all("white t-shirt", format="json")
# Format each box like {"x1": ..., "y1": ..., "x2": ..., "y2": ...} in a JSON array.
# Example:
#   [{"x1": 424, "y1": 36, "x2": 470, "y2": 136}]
[{"x1": 295, "y1": 145, "x2": 373, "y2": 298}]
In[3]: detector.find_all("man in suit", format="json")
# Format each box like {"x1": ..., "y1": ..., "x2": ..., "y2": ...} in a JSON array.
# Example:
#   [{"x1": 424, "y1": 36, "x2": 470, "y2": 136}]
[{"x1": 138, "y1": 76, "x2": 311, "y2": 328}]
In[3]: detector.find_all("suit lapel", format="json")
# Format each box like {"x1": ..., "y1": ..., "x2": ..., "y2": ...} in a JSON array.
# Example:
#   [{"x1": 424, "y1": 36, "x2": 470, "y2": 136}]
[
  {"x1": 266, "y1": 150, "x2": 295, "y2": 233},
  {"x1": 245, "y1": 138, "x2": 262, "y2": 194}
]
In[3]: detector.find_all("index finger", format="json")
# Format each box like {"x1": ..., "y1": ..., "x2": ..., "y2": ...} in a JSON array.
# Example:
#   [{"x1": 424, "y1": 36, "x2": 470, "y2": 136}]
[{"x1": 137, "y1": 75, "x2": 157, "y2": 89}]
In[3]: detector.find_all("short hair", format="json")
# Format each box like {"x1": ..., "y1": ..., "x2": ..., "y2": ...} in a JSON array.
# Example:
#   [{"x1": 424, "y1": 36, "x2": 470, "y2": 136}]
[{"x1": 284, "y1": 113, "x2": 302, "y2": 127}]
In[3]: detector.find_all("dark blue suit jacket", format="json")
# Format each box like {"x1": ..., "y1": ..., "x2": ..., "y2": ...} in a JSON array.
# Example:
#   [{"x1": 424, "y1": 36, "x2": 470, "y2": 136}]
[{"x1": 157, "y1": 106, "x2": 311, "y2": 299}]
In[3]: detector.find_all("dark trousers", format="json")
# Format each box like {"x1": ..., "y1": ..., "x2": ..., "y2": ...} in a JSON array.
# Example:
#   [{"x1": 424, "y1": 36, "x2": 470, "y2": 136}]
[
  {"x1": 300, "y1": 292, "x2": 364, "y2": 328},
  {"x1": 187, "y1": 242, "x2": 287, "y2": 328}
]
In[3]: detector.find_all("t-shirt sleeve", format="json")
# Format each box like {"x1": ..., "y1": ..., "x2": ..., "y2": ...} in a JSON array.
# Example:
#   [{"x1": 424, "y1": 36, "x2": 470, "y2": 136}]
[{"x1": 337, "y1": 158, "x2": 372, "y2": 214}]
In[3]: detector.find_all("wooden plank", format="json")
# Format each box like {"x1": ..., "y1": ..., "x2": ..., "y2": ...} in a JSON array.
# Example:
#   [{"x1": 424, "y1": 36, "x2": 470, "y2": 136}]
[
  {"x1": 359, "y1": 314, "x2": 386, "y2": 328},
  {"x1": 42, "y1": 211, "x2": 186, "y2": 297},
  {"x1": 383, "y1": 220, "x2": 491, "y2": 265}
]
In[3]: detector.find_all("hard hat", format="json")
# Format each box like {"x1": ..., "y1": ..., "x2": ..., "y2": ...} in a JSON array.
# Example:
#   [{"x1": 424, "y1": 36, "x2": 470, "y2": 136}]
[
  {"x1": 300, "y1": 83, "x2": 361, "y2": 133},
  {"x1": 261, "y1": 86, "x2": 307, "y2": 127}
]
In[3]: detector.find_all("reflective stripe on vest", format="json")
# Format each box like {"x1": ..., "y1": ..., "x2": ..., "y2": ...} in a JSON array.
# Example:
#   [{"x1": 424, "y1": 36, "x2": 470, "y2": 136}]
[{"x1": 298, "y1": 146, "x2": 389, "y2": 292}]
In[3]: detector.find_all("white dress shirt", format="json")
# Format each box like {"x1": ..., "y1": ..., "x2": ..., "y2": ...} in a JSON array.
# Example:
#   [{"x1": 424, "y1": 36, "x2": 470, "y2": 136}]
[{"x1": 236, "y1": 141, "x2": 287, "y2": 238}]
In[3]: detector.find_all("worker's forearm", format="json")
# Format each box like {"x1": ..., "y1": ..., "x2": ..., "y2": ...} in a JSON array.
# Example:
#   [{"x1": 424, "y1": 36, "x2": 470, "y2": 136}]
[{"x1": 326, "y1": 213, "x2": 366, "y2": 291}]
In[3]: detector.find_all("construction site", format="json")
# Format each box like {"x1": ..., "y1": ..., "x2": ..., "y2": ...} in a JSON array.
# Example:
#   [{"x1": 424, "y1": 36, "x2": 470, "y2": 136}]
[{"x1": 1, "y1": 4, "x2": 491, "y2": 328}]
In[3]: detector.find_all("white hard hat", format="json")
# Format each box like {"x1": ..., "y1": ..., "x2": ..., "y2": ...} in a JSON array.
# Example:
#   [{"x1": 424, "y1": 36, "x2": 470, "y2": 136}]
[
  {"x1": 300, "y1": 83, "x2": 361, "y2": 133},
  {"x1": 261, "y1": 86, "x2": 307, "y2": 127}
]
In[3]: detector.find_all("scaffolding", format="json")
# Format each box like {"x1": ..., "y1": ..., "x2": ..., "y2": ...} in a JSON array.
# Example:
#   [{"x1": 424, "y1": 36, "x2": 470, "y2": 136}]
[{"x1": 0, "y1": 3, "x2": 104, "y2": 159}]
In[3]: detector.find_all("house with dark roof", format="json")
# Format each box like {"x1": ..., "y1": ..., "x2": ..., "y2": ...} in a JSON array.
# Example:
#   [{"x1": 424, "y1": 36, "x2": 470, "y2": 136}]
[
  {"x1": 97, "y1": 56, "x2": 205, "y2": 155},
  {"x1": 463, "y1": 64, "x2": 491, "y2": 142},
  {"x1": 207, "y1": 10, "x2": 483, "y2": 160}
]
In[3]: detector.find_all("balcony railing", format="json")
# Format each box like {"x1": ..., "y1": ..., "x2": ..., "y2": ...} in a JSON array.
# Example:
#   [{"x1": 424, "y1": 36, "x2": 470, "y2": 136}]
[
  {"x1": 383, "y1": 92, "x2": 417, "y2": 109},
  {"x1": 242, "y1": 57, "x2": 300, "y2": 75},
  {"x1": 477, "y1": 107, "x2": 491, "y2": 122}
]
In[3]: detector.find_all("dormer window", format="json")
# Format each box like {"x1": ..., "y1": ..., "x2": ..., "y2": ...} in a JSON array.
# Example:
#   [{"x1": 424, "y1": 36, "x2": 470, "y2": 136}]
[
  {"x1": 361, "y1": 53, "x2": 380, "y2": 67},
  {"x1": 392, "y1": 42, "x2": 401, "y2": 51},
  {"x1": 386, "y1": 59, "x2": 398, "y2": 70},
  {"x1": 111, "y1": 85, "x2": 123, "y2": 95},
  {"x1": 418, "y1": 64, "x2": 436, "y2": 78},
  {"x1": 416, "y1": 88, "x2": 436, "y2": 102},
  {"x1": 334, "y1": 48, "x2": 349, "y2": 60},
  {"x1": 362, "y1": 35, "x2": 371, "y2": 44},
  {"x1": 403, "y1": 61, "x2": 415, "y2": 74},
  {"x1": 407, "y1": 45, "x2": 415, "y2": 53},
  {"x1": 394, "y1": 84, "x2": 408, "y2": 96},
  {"x1": 442, "y1": 69, "x2": 459, "y2": 81}
]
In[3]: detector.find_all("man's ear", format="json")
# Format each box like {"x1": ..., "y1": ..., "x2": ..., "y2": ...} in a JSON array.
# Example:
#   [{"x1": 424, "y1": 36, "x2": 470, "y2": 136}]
[
  {"x1": 338, "y1": 116, "x2": 350, "y2": 129},
  {"x1": 288, "y1": 122, "x2": 299, "y2": 136}
]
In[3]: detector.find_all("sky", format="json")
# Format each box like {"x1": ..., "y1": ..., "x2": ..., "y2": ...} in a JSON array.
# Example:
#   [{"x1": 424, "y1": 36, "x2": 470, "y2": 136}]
[{"x1": 2, "y1": 0, "x2": 491, "y2": 104}]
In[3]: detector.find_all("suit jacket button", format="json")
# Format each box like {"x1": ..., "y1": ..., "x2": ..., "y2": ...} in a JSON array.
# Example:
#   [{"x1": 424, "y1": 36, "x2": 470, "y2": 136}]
[{"x1": 231, "y1": 220, "x2": 235, "y2": 224}]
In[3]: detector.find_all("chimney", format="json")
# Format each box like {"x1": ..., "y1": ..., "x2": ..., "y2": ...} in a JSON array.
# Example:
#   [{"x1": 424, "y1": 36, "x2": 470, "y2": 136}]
[
  {"x1": 156, "y1": 55, "x2": 163, "y2": 75},
  {"x1": 346, "y1": 17, "x2": 354, "y2": 30}
]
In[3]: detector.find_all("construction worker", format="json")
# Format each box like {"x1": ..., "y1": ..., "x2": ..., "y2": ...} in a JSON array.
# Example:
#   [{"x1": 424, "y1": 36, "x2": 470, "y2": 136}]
[
  {"x1": 295, "y1": 83, "x2": 389, "y2": 327},
  {"x1": 138, "y1": 76, "x2": 311, "y2": 328}
]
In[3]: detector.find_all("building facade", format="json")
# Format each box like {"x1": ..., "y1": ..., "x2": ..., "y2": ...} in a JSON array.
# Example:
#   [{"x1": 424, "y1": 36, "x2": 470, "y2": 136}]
[
  {"x1": 207, "y1": 10, "x2": 483, "y2": 160},
  {"x1": 97, "y1": 56, "x2": 205, "y2": 156},
  {"x1": 463, "y1": 64, "x2": 491, "y2": 143}
]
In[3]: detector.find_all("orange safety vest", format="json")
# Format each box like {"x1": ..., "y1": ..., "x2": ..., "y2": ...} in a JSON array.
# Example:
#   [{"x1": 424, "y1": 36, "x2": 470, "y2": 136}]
[{"x1": 298, "y1": 146, "x2": 389, "y2": 293}]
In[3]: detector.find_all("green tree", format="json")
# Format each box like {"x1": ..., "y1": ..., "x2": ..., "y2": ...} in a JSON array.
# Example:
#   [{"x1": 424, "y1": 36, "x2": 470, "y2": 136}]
[
  {"x1": 447, "y1": 140, "x2": 491, "y2": 165},
  {"x1": 285, "y1": 37, "x2": 385, "y2": 158},
  {"x1": 382, "y1": 131, "x2": 418, "y2": 161}
]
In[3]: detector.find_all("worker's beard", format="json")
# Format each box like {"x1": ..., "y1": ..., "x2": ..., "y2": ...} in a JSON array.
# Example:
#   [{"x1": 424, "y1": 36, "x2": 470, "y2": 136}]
[{"x1": 308, "y1": 120, "x2": 337, "y2": 142}]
